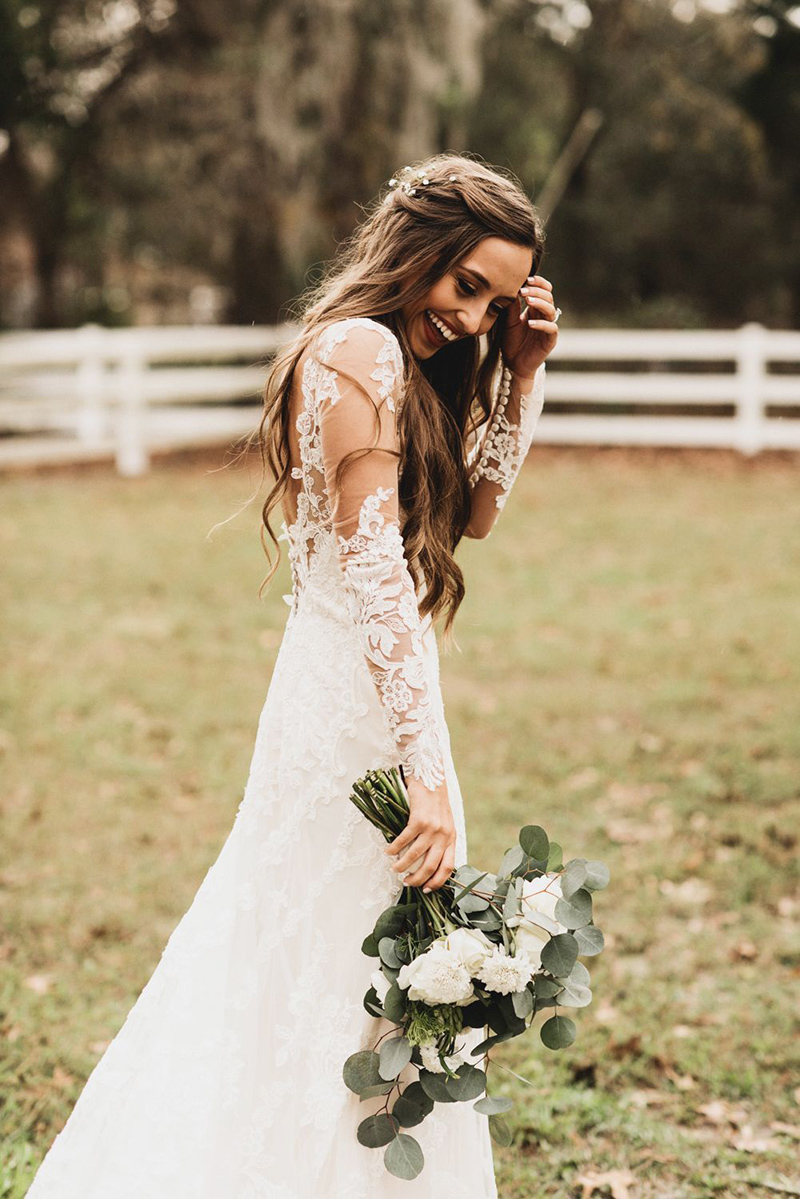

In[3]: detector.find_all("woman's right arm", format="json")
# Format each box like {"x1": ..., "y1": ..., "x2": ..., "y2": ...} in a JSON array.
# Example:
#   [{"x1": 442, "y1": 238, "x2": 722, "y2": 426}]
[{"x1": 315, "y1": 321, "x2": 456, "y2": 892}]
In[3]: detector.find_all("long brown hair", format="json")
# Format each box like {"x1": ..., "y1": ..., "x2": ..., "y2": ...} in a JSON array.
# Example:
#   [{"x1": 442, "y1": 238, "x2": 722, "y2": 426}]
[{"x1": 256, "y1": 152, "x2": 545, "y2": 640}]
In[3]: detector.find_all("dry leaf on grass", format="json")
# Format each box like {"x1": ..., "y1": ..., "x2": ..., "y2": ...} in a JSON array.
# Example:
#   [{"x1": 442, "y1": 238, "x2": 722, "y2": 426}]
[
  {"x1": 574, "y1": 1166, "x2": 637, "y2": 1198},
  {"x1": 771, "y1": 1122, "x2": 800, "y2": 1140},
  {"x1": 731, "y1": 1123, "x2": 781, "y2": 1153},
  {"x1": 696, "y1": 1099, "x2": 749, "y2": 1127},
  {"x1": 731, "y1": 939, "x2": 759, "y2": 961}
]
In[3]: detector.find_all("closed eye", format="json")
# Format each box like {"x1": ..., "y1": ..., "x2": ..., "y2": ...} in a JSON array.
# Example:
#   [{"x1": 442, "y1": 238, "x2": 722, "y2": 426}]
[{"x1": 456, "y1": 276, "x2": 506, "y2": 316}]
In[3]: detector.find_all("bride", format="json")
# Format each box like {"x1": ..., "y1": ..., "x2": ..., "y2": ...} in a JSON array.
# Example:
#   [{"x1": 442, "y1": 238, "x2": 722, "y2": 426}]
[{"x1": 26, "y1": 153, "x2": 560, "y2": 1198}]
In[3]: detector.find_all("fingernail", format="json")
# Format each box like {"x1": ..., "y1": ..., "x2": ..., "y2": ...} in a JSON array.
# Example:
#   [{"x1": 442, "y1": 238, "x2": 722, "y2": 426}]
[{"x1": 422, "y1": 886, "x2": 431, "y2": 893}]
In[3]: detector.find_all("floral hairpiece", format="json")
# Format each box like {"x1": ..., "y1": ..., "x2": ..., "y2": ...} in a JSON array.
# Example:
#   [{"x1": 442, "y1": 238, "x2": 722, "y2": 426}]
[{"x1": 387, "y1": 166, "x2": 458, "y2": 197}]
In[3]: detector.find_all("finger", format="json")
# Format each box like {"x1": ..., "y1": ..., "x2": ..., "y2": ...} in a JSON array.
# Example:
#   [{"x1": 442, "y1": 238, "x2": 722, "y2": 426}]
[
  {"x1": 422, "y1": 841, "x2": 456, "y2": 893},
  {"x1": 389, "y1": 834, "x2": 427, "y2": 874},
  {"x1": 526, "y1": 275, "x2": 553, "y2": 291},
  {"x1": 522, "y1": 295, "x2": 557, "y2": 319},
  {"x1": 526, "y1": 318, "x2": 559, "y2": 332},
  {"x1": 385, "y1": 821, "x2": 425, "y2": 857},
  {"x1": 404, "y1": 843, "x2": 443, "y2": 889}
]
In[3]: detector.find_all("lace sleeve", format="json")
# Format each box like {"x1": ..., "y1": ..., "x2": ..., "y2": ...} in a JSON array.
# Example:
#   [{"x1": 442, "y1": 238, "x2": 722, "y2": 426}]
[
  {"x1": 314, "y1": 319, "x2": 447, "y2": 792},
  {"x1": 465, "y1": 360, "x2": 546, "y2": 537}
]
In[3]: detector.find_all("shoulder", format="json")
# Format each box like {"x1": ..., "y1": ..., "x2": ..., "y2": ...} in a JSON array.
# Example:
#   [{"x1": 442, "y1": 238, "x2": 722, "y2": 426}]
[{"x1": 314, "y1": 317, "x2": 405, "y2": 408}]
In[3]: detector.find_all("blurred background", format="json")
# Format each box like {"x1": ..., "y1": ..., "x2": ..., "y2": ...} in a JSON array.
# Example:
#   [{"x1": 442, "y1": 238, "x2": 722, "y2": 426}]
[{"x1": 2, "y1": 3, "x2": 799, "y2": 1198}]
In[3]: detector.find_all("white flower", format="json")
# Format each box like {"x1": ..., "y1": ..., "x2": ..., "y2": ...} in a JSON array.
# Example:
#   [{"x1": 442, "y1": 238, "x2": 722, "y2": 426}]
[
  {"x1": 396, "y1": 942, "x2": 475, "y2": 1006},
  {"x1": 508, "y1": 873, "x2": 568, "y2": 970},
  {"x1": 371, "y1": 968, "x2": 390, "y2": 1003},
  {"x1": 476, "y1": 946, "x2": 536, "y2": 995},
  {"x1": 419, "y1": 1040, "x2": 465, "y2": 1074},
  {"x1": 441, "y1": 927, "x2": 494, "y2": 975}
]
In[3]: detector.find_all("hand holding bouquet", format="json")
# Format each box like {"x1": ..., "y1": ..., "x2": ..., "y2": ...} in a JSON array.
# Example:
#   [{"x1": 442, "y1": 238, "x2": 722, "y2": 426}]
[{"x1": 343, "y1": 768, "x2": 610, "y2": 1181}]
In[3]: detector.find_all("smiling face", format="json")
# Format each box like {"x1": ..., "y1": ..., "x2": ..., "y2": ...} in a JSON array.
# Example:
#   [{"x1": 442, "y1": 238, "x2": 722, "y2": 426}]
[{"x1": 400, "y1": 235, "x2": 533, "y2": 359}]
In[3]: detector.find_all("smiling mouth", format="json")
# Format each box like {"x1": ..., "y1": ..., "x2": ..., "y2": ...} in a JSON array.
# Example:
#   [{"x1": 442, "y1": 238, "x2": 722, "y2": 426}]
[{"x1": 424, "y1": 309, "x2": 459, "y2": 345}]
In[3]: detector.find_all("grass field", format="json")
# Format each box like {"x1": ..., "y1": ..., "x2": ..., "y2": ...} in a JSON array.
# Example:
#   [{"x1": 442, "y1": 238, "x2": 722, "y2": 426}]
[{"x1": 1, "y1": 445, "x2": 799, "y2": 1198}]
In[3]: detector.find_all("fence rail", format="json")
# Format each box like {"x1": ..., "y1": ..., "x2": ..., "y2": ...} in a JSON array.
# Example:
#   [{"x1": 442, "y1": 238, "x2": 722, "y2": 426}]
[{"x1": 0, "y1": 321, "x2": 798, "y2": 474}]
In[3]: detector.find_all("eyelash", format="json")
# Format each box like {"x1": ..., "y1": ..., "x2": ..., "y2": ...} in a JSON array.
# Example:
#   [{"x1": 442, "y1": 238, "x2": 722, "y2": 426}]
[{"x1": 456, "y1": 277, "x2": 506, "y2": 316}]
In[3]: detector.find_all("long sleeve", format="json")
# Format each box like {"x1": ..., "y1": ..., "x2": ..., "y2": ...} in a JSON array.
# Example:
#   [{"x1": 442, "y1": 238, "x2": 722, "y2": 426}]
[
  {"x1": 465, "y1": 360, "x2": 546, "y2": 537},
  {"x1": 314, "y1": 319, "x2": 447, "y2": 792}
]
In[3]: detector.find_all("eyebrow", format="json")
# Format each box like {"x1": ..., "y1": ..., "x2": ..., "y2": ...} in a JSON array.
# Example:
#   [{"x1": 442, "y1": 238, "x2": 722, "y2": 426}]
[{"x1": 459, "y1": 266, "x2": 517, "y2": 305}]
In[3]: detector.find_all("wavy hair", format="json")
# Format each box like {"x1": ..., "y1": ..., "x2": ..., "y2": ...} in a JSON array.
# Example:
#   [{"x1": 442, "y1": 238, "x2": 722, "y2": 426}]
[{"x1": 255, "y1": 152, "x2": 545, "y2": 641}]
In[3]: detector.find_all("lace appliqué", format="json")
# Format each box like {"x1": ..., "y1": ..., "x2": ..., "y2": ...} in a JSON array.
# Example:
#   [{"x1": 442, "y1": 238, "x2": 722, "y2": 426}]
[
  {"x1": 337, "y1": 486, "x2": 447, "y2": 792},
  {"x1": 468, "y1": 361, "x2": 546, "y2": 510}
]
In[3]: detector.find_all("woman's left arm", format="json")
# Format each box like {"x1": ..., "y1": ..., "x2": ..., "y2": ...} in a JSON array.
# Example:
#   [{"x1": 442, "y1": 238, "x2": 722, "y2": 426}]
[{"x1": 464, "y1": 274, "x2": 559, "y2": 539}]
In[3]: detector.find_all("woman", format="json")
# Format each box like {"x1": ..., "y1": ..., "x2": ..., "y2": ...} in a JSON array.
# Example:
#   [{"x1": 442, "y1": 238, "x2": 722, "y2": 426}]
[{"x1": 26, "y1": 153, "x2": 560, "y2": 1198}]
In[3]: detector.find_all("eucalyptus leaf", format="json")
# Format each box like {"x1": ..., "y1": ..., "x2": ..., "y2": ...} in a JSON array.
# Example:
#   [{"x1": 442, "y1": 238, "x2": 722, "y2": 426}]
[
  {"x1": 446, "y1": 1063, "x2": 487, "y2": 1102},
  {"x1": 574, "y1": 923, "x2": 605, "y2": 956},
  {"x1": 511, "y1": 986, "x2": 534, "y2": 1020},
  {"x1": 383, "y1": 982, "x2": 407, "y2": 1024},
  {"x1": 357, "y1": 1113, "x2": 398, "y2": 1148},
  {"x1": 583, "y1": 860, "x2": 611, "y2": 890},
  {"x1": 519, "y1": 825, "x2": 549, "y2": 860},
  {"x1": 384, "y1": 1133, "x2": 424, "y2": 1181},
  {"x1": 457, "y1": 890, "x2": 491, "y2": 914},
  {"x1": 554, "y1": 888, "x2": 593, "y2": 931},
  {"x1": 343, "y1": 1049, "x2": 383, "y2": 1095},
  {"x1": 556, "y1": 980, "x2": 593, "y2": 1008},
  {"x1": 533, "y1": 975, "x2": 563, "y2": 999},
  {"x1": 503, "y1": 883, "x2": 519, "y2": 922},
  {"x1": 374, "y1": 903, "x2": 413, "y2": 941},
  {"x1": 399, "y1": 1081, "x2": 433, "y2": 1116},
  {"x1": 560, "y1": 858, "x2": 588, "y2": 899},
  {"x1": 565, "y1": 960, "x2": 591, "y2": 986},
  {"x1": 473, "y1": 1095, "x2": 513, "y2": 1115},
  {"x1": 358, "y1": 1081, "x2": 395, "y2": 1100},
  {"x1": 540, "y1": 932, "x2": 579, "y2": 977},
  {"x1": 497, "y1": 845, "x2": 525, "y2": 879},
  {"x1": 379, "y1": 1035, "x2": 413, "y2": 1080},
  {"x1": 488, "y1": 1114, "x2": 513, "y2": 1146},
  {"x1": 419, "y1": 1069, "x2": 457, "y2": 1103},
  {"x1": 450, "y1": 870, "x2": 489, "y2": 905},
  {"x1": 361, "y1": 932, "x2": 380, "y2": 957},
  {"x1": 540, "y1": 1014, "x2": 577, "y2": 1050},
  {"x1": 378, "y1": 936, "x2": 402, "y2": 969},
  {"x1": 546, "y1": 841, "x2": 564, "y2": 871}
]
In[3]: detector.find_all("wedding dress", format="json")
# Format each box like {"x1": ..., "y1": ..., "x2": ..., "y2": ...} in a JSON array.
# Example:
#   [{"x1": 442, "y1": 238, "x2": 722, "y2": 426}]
[{"x1": 26, "y1": 317, "x2": 545, "y2": 1199}]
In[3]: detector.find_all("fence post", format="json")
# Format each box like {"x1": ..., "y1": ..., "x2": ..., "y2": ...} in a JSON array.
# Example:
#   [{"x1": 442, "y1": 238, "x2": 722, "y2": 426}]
[
  {"x1": 75, "y1": 323, "x2": 106, "y2": 445},
  {"x1": 735, "y1": 322, "x2": 766, "y2": 456},
  {"x1": 115, "y1": 336, "x2": 149, "y2": 476}
]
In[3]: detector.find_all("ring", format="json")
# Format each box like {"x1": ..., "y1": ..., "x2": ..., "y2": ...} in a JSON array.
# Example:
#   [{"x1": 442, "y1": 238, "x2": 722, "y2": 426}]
[{"x1": 554, "y1": 307, "x2": 562, "y2": 323}]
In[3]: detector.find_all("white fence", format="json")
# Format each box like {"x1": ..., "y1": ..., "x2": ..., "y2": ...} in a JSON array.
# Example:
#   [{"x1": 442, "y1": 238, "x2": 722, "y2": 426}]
[{"x1": 0, "y1": 321, "x2": 798, "y2": 474}]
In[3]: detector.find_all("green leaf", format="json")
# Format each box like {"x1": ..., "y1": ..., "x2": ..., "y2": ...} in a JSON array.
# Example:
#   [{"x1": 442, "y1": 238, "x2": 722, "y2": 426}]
[
  {"x1": 560, "y1": 858, "x2": 588, "y2": 899},
  {"x1": 489, "y1": 1114, "x2": 513, "y2": 1145},
  {"x1": 556, "y1": 980, "x2": 592, "y2": 1008},
  {"x1": 519, "y1": 825, "x2": 549, "y2": 860},
  {"x1": 497, "y1": 845, "x2": 525, "y2": 879},
  {"x1": 540, "y1": 1014, "x2": 577, "y2": 1050},
  {"x1": 574, "y1": 924, "x2": 605, "y2": 956},
  {"x1": 583, "y1": 860, "x2": 611, "y2": 890},
  {"x1": 361, "y1": 933, "x2": 380, "y2": 957},
  {"x1": 555, "y1": 888, "x2": 593, "y2": 930},
  {"x1": 474, "y1": 1095, "x2": 513, "y2": 1115},
  {"x1": 374, "y1": 903, "x2": 414, "y2": 941},
  {"x1": 384, "y1": 1133, "x2": 424, "y2": 1181},
  {"x1": 383, "y1": 982, "x2": 407, "y2": 1024},
  {"x1": 546, "y1": 841, "x2": 564, "y2": 871},
  {"x1": 533, "y1": 975, "x2": 562, "y2": 999},
  {"x1": 446, "y1": 1063, "x2": 487, "y2": 1102},
  {"x1": 541, "y1": 932, "x2": 579, "y2": 977},
  {"x1": 418, "y1": 1068, "x2": 457, "y2": 1103},
  {"x1": 565, "y1": 960, "x2": 591, "y2": 986},
  {"x1": 357, "y1": 1113, "x2": 399, "y2": 1148},
  {"x1": 343, "y1": 1049, "x2": 382, "y2": 1094},
  {"x1": 392, "y1": 1094, "x2": 427, "y2": 1128},
  {"x1": 378, "y1": 936, "x2": 402, "y2": 969},
  {"x1": 503, "y1": 879, "x2": 520, "y2": 922},
  {"x1": 511, "y1": 986, "x2": 534, "y2": 1019},
  {"x1": 450, "y1": 869, "x2": 489, "y2": 905},
  {"x1": 358, "y1": 1081, "x2": 395, "y2": 1100},
  {"x1": 379, "y1": 1035, "x2": 413, "y2": 1080}
]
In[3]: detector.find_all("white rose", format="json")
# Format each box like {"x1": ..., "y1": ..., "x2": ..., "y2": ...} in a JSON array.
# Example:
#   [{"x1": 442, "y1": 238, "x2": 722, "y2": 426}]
[
  {"x1": 396, "y1": 942, "x2": 475, "y2": 1006},
  {"x1": 441, "y1": 927, "x2": 494, "y2": 975},
  {"x1": 419, "y1": 1040, "x2": 465, "y2": 1074},
  {"x1": 370, "y1": 968, "x2": 390, "y2": 1003},
  {"x1": 508, "y1": 873, "x2": 568, "y2": 970}
]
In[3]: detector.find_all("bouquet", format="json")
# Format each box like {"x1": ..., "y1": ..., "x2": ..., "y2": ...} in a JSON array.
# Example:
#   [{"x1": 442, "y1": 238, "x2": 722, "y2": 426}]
[{"x1": 343, "y1": 767, "x2": 610, "y2": 1182}]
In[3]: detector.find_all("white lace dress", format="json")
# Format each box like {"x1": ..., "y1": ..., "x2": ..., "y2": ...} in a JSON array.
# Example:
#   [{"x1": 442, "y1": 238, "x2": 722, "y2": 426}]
[{"x1": 26, "y1": 317, "x2": 545, "y2": 1199}]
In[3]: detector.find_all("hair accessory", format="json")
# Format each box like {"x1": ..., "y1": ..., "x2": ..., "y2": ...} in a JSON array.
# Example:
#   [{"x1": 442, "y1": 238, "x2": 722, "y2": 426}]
[{"x1": 387, "y1": 165, "x2": 456, "y2": 198}]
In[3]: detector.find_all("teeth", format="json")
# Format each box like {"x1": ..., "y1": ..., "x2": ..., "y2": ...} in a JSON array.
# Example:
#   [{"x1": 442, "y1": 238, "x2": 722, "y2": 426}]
[{"x1": 426, "y1": 310, "x2": 458, "y2": 342}]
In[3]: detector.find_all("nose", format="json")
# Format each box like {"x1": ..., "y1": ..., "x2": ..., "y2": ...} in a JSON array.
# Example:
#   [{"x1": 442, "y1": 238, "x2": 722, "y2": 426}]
[{"x1": 455, "y1": 301, "x2": 484, "y2": 337}]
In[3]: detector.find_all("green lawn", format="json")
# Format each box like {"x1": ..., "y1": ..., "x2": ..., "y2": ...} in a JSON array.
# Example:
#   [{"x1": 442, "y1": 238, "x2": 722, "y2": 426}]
[{"x1": 1, "y1": 446, "x2": 799, "y2": 1198}]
